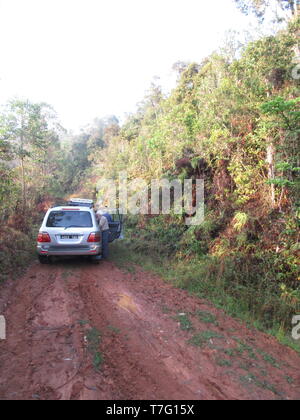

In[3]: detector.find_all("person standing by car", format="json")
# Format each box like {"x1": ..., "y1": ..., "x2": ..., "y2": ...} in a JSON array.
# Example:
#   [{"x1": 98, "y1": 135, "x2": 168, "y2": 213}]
[
  {"x1": 99, "y1": 206, "x2": 113, "y2": 223},
  {"x1": 96, "y1": 210, "x2": 110, "y2": 259}
]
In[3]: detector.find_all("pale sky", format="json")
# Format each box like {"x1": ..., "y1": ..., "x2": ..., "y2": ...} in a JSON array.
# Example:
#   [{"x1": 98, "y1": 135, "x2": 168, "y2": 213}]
[{"x1": 0, "y1": 0, "x2": 255, "y2": 132}]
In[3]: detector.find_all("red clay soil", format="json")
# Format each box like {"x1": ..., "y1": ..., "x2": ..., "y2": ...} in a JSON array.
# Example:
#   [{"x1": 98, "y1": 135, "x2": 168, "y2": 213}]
[{"x1": 0, "y1": 259, "x2": 299, "y2": 400}]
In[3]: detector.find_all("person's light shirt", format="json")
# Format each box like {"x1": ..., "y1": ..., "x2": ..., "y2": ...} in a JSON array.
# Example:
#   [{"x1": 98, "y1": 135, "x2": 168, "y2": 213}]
[{"x1": 98, "y1": 214, "x2": 109, "y2": 231}]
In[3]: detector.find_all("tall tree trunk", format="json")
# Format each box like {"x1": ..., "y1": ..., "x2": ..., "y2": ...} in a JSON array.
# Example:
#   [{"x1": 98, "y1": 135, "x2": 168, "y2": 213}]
[
  {"x1": 266, "y1": 142, "x2": 276, "y2": 208},
  {"x1": 20, "y1": 156, "x2": 26, "y2": 212},
  {"x1": 20, "y1": 116, "x2": 27, "y2": 212}
]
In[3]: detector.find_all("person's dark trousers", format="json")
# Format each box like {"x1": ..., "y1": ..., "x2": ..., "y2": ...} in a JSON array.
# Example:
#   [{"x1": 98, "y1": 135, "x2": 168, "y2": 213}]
[{"x1": 101, "y1": 229, "x2": 110, "y2": 259}]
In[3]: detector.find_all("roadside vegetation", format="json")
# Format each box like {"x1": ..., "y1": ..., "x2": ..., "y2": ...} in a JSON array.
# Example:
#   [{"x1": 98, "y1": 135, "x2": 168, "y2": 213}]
[{"x1": 102, "y1": 12, "x2": 300, "y2": 348}]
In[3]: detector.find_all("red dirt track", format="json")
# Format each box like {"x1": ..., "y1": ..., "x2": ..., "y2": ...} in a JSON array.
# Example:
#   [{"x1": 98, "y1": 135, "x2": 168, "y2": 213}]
[{"x1": 0, "y1": 259, "x2": 300, "y2": 400}]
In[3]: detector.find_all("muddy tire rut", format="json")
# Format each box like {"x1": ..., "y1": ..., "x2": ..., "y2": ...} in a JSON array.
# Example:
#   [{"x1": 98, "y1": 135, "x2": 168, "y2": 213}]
[{"x1": 0, "y1": 259, "x2": 300, "y2": 400}]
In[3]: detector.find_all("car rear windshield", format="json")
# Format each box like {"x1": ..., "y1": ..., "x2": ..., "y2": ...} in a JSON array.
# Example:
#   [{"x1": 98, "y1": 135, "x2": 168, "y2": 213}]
[{"x1": 46, "y1": 211, "x2": 93, "y2": 228}]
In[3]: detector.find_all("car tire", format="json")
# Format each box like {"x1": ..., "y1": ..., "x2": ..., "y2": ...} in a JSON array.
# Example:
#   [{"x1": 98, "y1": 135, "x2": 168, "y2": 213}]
[
  {"x1": 90, "y1": 255, "x2": 101, "y2": 264},
  {"x1": 38, "y1": 255, "x2": 50, "y2": 264}
]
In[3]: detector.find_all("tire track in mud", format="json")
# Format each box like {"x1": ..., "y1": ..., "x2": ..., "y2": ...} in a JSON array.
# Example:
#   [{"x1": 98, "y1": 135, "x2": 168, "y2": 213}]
[
  {"x1": 0, "y1": 259, "x2": 300, "y2": 400},
  {"x1": 76, "y1": 267, "x2": 202, "y2": 400},
  {"x1": 75, "y1": 265, "x2": 235, "y2": 400}
]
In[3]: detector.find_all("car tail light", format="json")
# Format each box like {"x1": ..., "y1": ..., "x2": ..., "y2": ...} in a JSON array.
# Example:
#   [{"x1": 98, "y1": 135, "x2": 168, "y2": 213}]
[
  {"x1": 37, "y1": 232, "x2": 51, "y2": 243},
  {"x1": 88, "y1": 232, "x2": 101, "y2": 243}
]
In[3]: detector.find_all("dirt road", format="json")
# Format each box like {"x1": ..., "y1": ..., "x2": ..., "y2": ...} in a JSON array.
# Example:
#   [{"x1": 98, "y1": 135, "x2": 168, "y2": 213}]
[{"x1": 0, "y1": 258, "x2": 299, "y2": 400}]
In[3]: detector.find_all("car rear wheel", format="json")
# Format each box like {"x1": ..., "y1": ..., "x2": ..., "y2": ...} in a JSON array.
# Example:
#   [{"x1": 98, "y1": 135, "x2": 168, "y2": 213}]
[
  {"x1": 38, "y1": 255, "x2": 50, "y2": 264},
  {"x1": 90, "y1": 255, "x2": 102, "y2": 264}
]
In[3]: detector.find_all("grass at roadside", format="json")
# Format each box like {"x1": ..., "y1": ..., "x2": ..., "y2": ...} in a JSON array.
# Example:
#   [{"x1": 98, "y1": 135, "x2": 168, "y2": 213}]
[
  {"x1": 109, "y1": 240, "x2": 300, "y2": 354},
  {"x1": 0, "y1": 224, "x2": 39, "y2": 284},
  {"x1": 86, "y1": 327, "x2": 103, "y2": 371}
]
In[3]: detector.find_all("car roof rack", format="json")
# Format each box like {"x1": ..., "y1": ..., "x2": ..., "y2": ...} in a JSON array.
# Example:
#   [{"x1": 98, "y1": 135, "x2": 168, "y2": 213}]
[
  {"x1": 50, "y1": 199, "x2": 94, "y2": 209},
  {"x1": 69, "y1": 198, "x2": 94, "y2": 204},
  {"x1": 67, "y1": 198, "x2": 94, "y2": 208}
]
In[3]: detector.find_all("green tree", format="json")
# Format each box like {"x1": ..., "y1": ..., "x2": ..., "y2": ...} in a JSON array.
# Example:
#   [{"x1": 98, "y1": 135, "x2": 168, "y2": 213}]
[{"x1": 0, "y1": 99, "x2": 63, "y2": 210}]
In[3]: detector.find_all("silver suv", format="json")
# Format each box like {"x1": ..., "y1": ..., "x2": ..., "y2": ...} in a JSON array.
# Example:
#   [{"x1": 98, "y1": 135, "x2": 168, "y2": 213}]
[{"x1": 37, "y1": 203, "x2": 101, "y2": 264}]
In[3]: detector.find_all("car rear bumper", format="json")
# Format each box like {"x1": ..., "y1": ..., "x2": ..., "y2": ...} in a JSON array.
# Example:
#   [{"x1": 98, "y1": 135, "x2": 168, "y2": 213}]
[{"x1": 37, "y1": 244, "x2": 101, "y2": 256}]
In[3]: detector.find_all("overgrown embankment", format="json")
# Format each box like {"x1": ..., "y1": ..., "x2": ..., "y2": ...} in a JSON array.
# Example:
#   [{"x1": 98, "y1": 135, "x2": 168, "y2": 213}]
[
  {"x1": 0, "y1": 226, "x2": 36, "y2": 283},
  {"x1": 89, "y1": 19, "x2": 300, "y2": 344},
  {"x1": 0, "y1": 197, "x2": 59, "y2": 283}
]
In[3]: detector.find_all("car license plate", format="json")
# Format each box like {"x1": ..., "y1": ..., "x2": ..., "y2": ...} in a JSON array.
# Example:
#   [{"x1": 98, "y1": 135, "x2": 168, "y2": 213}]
[{"x1": 61, "y1": 235, "x2": 79, "y2": 240}]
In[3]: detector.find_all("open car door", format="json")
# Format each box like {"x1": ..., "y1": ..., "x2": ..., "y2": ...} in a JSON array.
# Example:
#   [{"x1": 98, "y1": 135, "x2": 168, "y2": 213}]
[{"x1": 108, "y1": 210, "x2": 123, "y2": 243}]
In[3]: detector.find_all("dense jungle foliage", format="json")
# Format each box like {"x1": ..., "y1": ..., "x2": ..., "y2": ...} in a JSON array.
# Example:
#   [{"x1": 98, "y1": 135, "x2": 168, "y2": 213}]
[{"x1": 89, "y1": 16, "x2": 300, "y2": 335}]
